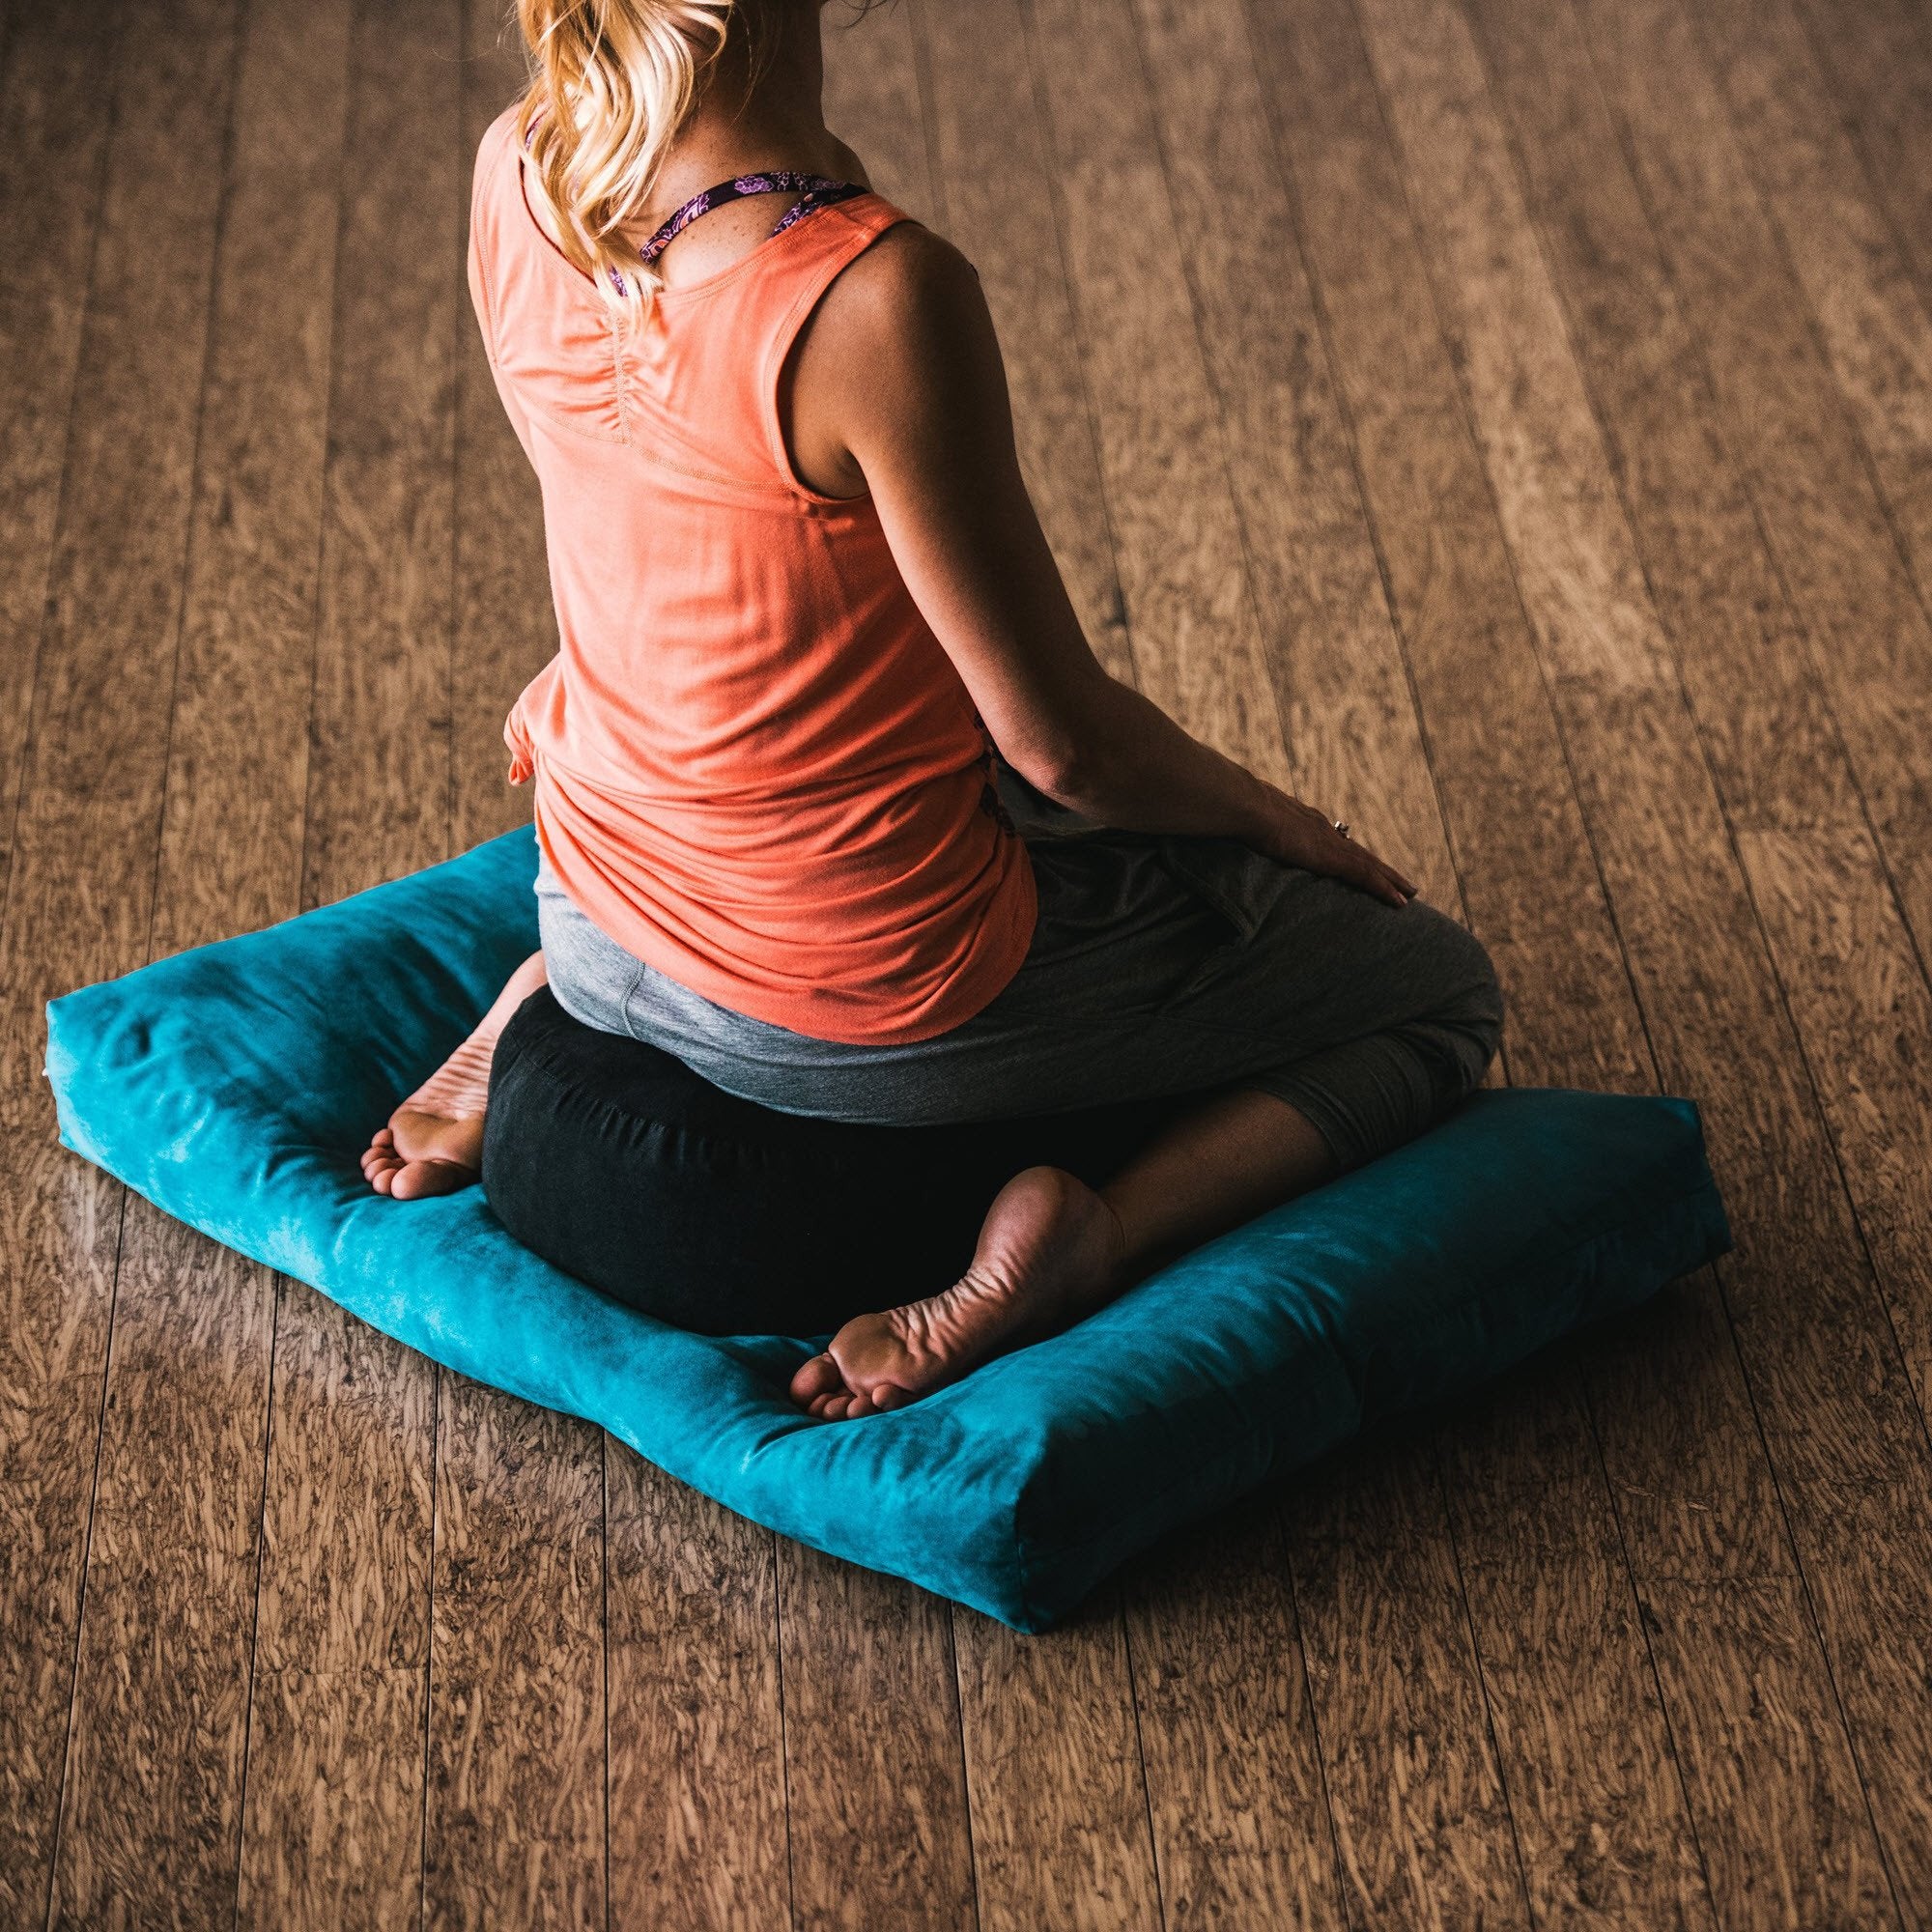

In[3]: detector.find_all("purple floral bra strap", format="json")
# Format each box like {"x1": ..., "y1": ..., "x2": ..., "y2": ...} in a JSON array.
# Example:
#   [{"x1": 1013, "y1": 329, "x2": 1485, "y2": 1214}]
[
  {"x1": 517, "y1": 112, "x2": 870, "y2": 296},
  {"x1": 639, "y1": 172, "x2": 869, "y2": 265}
]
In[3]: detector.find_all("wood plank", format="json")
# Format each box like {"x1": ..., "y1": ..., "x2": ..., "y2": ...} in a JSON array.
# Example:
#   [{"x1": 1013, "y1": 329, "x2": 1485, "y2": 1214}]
[
  {"x1": 1284, "y1": 1435, "x2": 1528, "y2": 1928},
  {"x1": 0, "y1": 0, "x2": 118, "y2": 908},
  {"x1": 237, "y1": 1288, "x2": 437, "y2": 1929},
  {"x1": 777, "y1": 1543, "x2": 978, "y2": 1932},
  {"x1": 1786, "y1": 0, "x2": 1932, "y2": 309},
  {"x1": 1434, "y1": 1359, "x2": 1714, "y2": 1928},
  {"x1": 0, "y1": 0, "x2": 242, "y2": 1914},
  {"x1": 1470, "y1": 0, "x2": 1932, "y2": 1683},
  {"x1": 1551, "y1": 0, "x2": 1932, "y2": 1654},
  {"x1": 1738, "y1": 823, "x2": 1932, "y2": 1446},
  {"x1": 1341, "y1": 0, "x2": 1932, "y2": 1916},
  {"x1": 0, "y1": 3, "x2": 120, "y2": 1903},
  {"x1": 1122, "y1": 0, "x2": 1453, "y2": 894},
  {"x1": 1460, "y1": 0, "x2": 1862, "y2": 841},
  {"x1": 1009, "y1": 0, "x2": 1292, "y2": 792},
  {"x1": 237, "y1": 0, "x2": 462, "y2": 1920},
  {"x1": 298, "y1": 0, "x2": 461, "y2": 916},
  {"x1": 1242, "y1": 0, "x2": 1899, "y2": 1922},
  {"x1": 1244, "y1": 0, "x2": 1648, "y2": 1090},
  {"x1": 1690, "y1": 0, "x2": 1932, "y2": 599},
  {"x1": 606, "y1": 1457, "x2": 790, "y2": 1932},
  {"x1": 953, "y1": 1597, "x2": 1160, "y2": 1932},
  {"x1": 424, "y1": 1385, "x2": 607, "y2": 1925},
  {"x1": 1118, "y1": 5, "x2": 1722, "y2": 1920},
  {"x1": 46, "y1": 1216, "x2": 275, "y2": 1928},
  {"x1": 45, "y1": 0, "x2": 353, "y2": 1921},
  {"x1": 1118, "y1": 1500, "x2": 1345, "y2": 1932},
  {"x1": 824, "y1": 0, "x2": 939, "y2": 221},
  {"x1": 1570, "y1": 0, "x2": 1932, "y2": 964}
]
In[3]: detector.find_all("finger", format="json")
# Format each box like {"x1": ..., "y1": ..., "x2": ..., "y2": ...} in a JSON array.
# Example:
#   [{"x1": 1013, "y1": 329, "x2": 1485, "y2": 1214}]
[
  {"x1": 1353, "y1": 849, "x2": 1411, "y2": 908},
  {"x1": 1342, "y1": 838, "x2": 1417, "y2": 904}
]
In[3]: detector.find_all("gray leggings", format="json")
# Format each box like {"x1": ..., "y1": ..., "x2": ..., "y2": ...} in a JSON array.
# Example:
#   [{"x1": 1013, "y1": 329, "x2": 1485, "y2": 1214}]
[{"x1": 536, "y1": 773, "x2": 1505, "y2": 1176}]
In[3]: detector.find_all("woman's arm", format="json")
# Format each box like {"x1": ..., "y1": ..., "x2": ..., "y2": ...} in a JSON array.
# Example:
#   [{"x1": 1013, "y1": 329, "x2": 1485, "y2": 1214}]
[{"x1": 787, "y1": 224, "x2": 1416, "y2": 908}]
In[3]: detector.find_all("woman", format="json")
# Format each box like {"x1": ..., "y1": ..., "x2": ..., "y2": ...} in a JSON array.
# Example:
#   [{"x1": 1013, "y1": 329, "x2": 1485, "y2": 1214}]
[{"x1": 363, "y1": 0, "x2": 1505, "y2": 1420}]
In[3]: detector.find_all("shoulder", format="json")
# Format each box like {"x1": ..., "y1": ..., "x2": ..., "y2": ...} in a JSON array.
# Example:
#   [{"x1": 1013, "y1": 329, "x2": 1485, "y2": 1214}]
[
  {"x1": 825, "y1": 219, "x2": 983, "y2": 334},
  {"x1": 471, "y1": 100, "x2": 525, "y2": 207},
  {"x1": 807, "y1": 219, "x2": 994, "y2": 400},
  {"x1": 790, "y1": 216, "x2": 1010, "y2": 481}
]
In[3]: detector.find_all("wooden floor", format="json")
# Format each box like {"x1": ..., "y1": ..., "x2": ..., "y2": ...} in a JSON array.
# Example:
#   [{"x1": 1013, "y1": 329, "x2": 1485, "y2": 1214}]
[{"x1": 6, "y1": 0, "x2": 1932, "y2": 1922}]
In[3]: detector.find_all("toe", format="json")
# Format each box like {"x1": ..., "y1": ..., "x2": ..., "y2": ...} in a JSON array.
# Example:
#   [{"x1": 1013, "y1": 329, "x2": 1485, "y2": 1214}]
[
  {"x1": 388, "y1": 1158, "x2": 475, "y2": 1202},
  {"x1": 788, "y1": 1350, "x2": 845, "y2": 1408}
]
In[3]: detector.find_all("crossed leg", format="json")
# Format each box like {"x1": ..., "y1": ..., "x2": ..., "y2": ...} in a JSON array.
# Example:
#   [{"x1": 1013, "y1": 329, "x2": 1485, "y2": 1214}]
[
  {"x1": 788, "y1": 1088, "x2": 1339, "y2": 1418},
  {"x1": 361, "y1": 950, "x2": 548, "y2": 1200}
]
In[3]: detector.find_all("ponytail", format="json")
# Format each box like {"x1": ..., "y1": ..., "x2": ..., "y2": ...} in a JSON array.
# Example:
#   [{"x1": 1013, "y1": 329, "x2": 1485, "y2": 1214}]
[{"x1": 514, "y1": 0, "x2": 741, "y2": 317}]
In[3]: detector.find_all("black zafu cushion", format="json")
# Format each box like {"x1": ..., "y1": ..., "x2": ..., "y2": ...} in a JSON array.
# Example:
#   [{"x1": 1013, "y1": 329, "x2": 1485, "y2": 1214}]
[{"x1": 481, "y1": 986, "x2": 1189, "y2": 1337}]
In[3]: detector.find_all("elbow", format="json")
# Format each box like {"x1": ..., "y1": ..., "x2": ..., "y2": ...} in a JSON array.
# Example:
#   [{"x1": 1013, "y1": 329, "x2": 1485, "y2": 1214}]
[
  {"x1": 1008, "y1": 732, "x2": 1104, "y2": 811},
  {"x1": 998, "y1": 668, "x2": 1126, "y2": 810}
]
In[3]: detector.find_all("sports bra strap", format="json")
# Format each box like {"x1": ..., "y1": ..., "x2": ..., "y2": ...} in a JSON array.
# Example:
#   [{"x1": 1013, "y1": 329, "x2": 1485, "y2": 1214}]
[
  {"x1": 518, "y1": 107, "x2": 868, "y2": 295},
  {"x1": 639, "y1": 173, "x2": 870, "y2": 266}
]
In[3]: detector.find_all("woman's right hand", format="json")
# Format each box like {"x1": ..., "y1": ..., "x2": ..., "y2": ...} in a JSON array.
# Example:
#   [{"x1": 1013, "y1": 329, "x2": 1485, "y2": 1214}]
[{"x1": 1260, "y1": 792, "x2": 1419, "y2": 909}]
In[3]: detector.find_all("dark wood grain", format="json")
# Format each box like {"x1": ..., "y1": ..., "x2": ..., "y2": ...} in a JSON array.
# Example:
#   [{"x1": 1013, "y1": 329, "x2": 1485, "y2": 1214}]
[
  {"x1": 0, "y1": 0, "x2": 118, "y2": 909},
  {"x1": 1787, "y1": 0, "x2": 1932, "y2": 313},
  {"x1": 1690, "y1": 0, "x2": 1932, "y2": 600},
  {"x1": 1572, "y1": 0, "x2": 1932, "y2": 967},
  {"x1": 1285, "y1": 1438, "x2": 1531, "y2": 1928},
  {"x1": 236, "y1": 0, "x2": 462, "y2": 1921},
  {"x1": 0, "y1": 0, "x2": 242, "y2": 1916},
  {"x1": 1015, "y1": 0, "x2": 1293, "y2": 792},
  {"x1": 0, "y1": 0, "x2": 123, "y2": 1903},
  {"x1": 1120, "y1": 3, "x2": 1722, "y2": 1920},
  {"x1": 606, "y1": 1455, "x2": 790, "y2": 1932},
  {"x1": 11, "y1": 1, "x2": 1932, "y2": 1921},
  {"x1": 953, "y1": 1598, "x2": 1161, "y2": 1932},
  {"x1": 777, "y1": 1542, "x2": 978, "y2": 1932},
  {"x1": 1340, "y1": 0, "x2": 1929, "y2": 1917},
  {"x1": 1246, "y1": 0, "x2": 1907, "y2": 1920},
  {"x1": 424, "y1": 1384, "x2": 608, "y2": 1926},
  {"x1": 1118, "y1": 1502, "x2": 1346, "y2": 1932},
  {"x1": 44, "y1": 0, "x2": 352, "y2": 1922}
]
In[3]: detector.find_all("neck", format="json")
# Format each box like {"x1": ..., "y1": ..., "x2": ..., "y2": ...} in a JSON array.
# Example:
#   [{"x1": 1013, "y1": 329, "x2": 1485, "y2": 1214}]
[{"x1": 649, "y1": 4, "x2": 837, "y2": 210}]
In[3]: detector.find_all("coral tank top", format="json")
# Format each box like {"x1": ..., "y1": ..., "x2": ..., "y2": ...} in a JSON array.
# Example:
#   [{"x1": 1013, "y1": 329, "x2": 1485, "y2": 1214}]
[{"x1": 467, "y1": 108, "x2": 1037, "y2": 1044}]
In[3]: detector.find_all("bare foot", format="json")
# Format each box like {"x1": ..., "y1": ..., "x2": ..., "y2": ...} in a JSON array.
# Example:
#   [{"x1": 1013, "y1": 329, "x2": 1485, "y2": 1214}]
[
  {"x1": 362, "y1": 951, "x2": 547, "y2": 1201},
  {"x1": 788, "y1": 1165, "x2": 1128, "y2": 1420}
]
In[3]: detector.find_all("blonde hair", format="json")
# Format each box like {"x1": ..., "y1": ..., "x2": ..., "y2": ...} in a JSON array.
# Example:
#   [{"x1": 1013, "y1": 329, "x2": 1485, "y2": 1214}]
[{"x1": 514, "y1": 0, "x2": 770, "y2": 317}]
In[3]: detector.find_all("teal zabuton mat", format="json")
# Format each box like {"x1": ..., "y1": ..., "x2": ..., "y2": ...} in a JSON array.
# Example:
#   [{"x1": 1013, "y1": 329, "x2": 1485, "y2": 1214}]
[{"x1": 43, "y1": 827, "x2": 1732, "y2": 1631}]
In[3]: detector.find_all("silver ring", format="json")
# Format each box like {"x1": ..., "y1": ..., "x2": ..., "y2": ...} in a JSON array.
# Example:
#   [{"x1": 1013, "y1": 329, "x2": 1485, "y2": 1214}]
[{"x1": 1335, "y1": 820, "x2": 1350, "y2": 838}]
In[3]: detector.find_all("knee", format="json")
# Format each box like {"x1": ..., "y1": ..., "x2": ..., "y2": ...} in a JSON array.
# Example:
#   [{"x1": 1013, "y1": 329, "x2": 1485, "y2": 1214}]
[{"x1": 1418, "y1": 909, "x2": 1507, "y2": 1091}]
